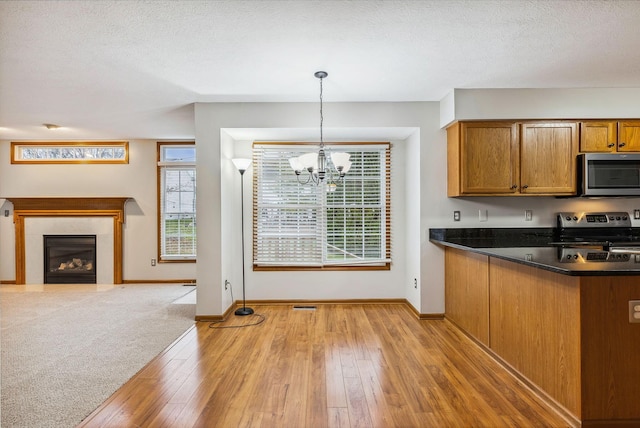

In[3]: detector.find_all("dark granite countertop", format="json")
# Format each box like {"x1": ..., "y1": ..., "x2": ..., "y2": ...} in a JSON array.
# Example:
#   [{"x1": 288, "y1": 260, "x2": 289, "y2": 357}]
[{"x1": 429, "y1": 227, "x2": 640, "y2": 276}]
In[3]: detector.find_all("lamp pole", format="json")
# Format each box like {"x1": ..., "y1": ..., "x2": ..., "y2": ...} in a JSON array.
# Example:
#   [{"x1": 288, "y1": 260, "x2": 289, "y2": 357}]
[{"x1": 232, "y1": 158, "x2": 254, "y2": 316}]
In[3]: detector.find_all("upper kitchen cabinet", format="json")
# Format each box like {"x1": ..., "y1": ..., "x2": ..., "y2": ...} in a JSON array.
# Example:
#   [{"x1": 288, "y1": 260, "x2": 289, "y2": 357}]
[
  {"x1": 580, "y1": 120, "x2": 640, "y2": 152},
  {"x1": 447, "y1": 121, "x2": 578, "y2": 196},
  {"x1": 447, "y1": 121, "x2": 519, "y2": 196},
  {"x1": 520, "y1": 122, "x2": 578, "y2": 194}
]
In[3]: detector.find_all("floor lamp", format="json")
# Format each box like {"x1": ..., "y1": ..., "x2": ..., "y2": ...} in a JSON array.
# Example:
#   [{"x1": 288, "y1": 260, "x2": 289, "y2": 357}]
[{"x1": 232, "y1": 158, "x2": 254, "y2": 316}]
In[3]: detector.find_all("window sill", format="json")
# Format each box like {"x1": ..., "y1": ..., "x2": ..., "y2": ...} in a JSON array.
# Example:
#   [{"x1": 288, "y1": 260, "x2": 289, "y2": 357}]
[{"x1": 253, "y1": 263, "x2": 390, "y2": 271}]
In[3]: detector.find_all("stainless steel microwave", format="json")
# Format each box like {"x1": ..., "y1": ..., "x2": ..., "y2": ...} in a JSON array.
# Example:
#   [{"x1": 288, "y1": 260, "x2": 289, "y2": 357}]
[{"x1": 579, "y1": 153, "x2": 640, "y2": 196}]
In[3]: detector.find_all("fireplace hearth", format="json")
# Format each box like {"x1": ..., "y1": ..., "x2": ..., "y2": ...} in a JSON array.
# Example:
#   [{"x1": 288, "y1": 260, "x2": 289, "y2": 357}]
[{"x1": 44, "y1": 235, "x2": 96, "y2": 284}]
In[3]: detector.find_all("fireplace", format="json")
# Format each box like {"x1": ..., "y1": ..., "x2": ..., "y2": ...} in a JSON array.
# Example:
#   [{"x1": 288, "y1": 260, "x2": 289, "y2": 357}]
[
  {"x1": 6, "y1": 197, "x2": 128, "y2": 285},
  {"x1": 44, "y1": 235, "x2": 97, "y2": 284}
]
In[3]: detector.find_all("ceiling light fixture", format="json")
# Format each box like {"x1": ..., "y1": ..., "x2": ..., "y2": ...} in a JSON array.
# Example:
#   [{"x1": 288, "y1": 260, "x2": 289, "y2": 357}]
[
  {"x1": 289, "y1": 71, "x2": 351, "y2": 191},
  {"x1": 43, "y1": 123, "x2": 61, "y2": 130}
]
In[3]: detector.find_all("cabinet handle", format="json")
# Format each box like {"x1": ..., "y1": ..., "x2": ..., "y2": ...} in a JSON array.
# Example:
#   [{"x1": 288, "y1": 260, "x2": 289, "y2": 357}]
[
  {"x1": 522, "y1": 185, "x2": 529, "y2": 189},
  {"x1": 619, "y1": 142, "x2": 626, "y2": 147},
  {"x1": 608, "y1": 143, "x2": 615, "y2": 148},
  {"x1": 510, "y1": 184, "x2": 518, "y2": 190}
]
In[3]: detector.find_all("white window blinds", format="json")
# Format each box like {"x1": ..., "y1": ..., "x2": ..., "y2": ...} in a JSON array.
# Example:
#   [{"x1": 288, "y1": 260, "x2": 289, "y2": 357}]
[{"x1": 253, "y1": 143, "x2": 391, "y2": 268}]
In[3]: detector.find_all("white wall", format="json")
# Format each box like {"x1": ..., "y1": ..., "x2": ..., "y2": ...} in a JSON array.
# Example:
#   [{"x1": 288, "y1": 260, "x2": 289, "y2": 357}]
[
  {"x1": 450, "y1": 88, "x2": 640, "y2": 123},
  {"x1": 0, "y1": 139, "x2": 196, "y2": 282},
  {"x1": 194, "y1": 102, "x2": 431, "y2": 317},
  {"x1": 404, "y1": 129, "x2": 421, "y2": 310}
]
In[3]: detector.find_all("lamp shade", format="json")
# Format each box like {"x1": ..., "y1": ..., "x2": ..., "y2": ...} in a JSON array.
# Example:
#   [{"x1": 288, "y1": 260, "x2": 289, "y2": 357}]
[
  {"x1": 289, "y1": 156, "x2": 303, "y2": 172},
  {"x1": 298, "y1": 152, "x2": 318, "y2": 170},
  {"x1": 232, "y1": 158, "x2": 252, "y2": 172},
  {"x1": 331, "y1": 152, "x2": 350, "y2": 169},
  {"x1": 341, "y1": 160, "x2": 352, "y2": 174}
]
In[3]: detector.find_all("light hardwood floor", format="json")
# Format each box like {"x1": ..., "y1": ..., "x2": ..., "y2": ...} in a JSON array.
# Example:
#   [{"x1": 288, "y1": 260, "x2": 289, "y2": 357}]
[{"x1": 79, "y1": 304, "x2": 570, "y2": 427}]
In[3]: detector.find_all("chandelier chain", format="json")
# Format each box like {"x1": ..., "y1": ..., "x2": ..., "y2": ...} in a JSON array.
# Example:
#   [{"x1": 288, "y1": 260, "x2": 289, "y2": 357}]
[{"x1": 319, "y1": 75, "x2": 324, "y2": 148}]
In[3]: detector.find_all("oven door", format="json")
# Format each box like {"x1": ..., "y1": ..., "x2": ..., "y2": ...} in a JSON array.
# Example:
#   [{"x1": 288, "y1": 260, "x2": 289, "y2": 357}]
[{"x1": 580, "y1": 153, "x2": 640, "y2": 196}]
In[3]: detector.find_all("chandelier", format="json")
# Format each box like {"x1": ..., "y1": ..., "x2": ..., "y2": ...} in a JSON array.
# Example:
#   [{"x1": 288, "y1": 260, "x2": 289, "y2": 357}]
[{"x1": 289, "y1": 71, "x2": 351, "y2": 191}]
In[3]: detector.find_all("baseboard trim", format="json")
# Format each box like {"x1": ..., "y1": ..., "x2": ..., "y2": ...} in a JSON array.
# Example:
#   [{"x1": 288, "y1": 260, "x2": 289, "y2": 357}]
[
  {"x1": 240, "y1": 298, "x2": 408, "y2": 306},
  {"x1": 122, "y1": 279, "x2": 196, "y2": 284},
  {"x1": 195, "y1": 304, "x2": 236, "y2": 322},
  {"x1": 1, "y1": 280, "x2": 17, "y2": 284},
  {"x1": 196, "y1": 299, "x2": 445, "y2": 322}
]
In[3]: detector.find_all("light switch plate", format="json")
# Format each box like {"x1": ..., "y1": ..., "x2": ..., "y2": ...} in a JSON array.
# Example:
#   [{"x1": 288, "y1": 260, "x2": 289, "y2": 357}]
[{"x1": 479, "y1": 209, "x2": 488, "y2": 222}]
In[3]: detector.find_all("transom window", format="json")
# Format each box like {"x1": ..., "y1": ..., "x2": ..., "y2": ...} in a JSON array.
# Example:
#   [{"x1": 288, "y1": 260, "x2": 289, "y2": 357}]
[
  {"x1": 253, "y1": 142, "x2": 391, "y2": 270},
  {"x1": 157, "y1": 143, "x2": 196, "y2": 262},
  {"x1": 11, "y1": 141, "x2": 128, "y2": 164}
]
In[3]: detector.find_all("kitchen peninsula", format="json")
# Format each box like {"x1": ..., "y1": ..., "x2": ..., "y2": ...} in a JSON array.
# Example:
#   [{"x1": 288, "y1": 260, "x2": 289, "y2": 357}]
[{"x1": 430, "y1": 227, "x2": 640, "y2": 427}]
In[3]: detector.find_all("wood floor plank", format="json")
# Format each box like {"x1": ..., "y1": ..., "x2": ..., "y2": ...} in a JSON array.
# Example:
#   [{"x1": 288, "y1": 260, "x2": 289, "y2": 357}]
[{"x1": 80, "y1": 304, "x2": 572, "y2": 428}]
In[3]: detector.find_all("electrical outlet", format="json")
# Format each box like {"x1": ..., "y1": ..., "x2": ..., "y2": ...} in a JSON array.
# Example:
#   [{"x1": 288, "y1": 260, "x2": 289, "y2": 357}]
[
  {"x1": 630, "y1": 300, "x2": 640, "y2": 323},
  {"x1": 151, "y1": 258, "x2": 156, "y2": 266},
  {"x1": 479, "y1": 209, "x2": 488, "y2": 222},
  {"x1": 525, "y1": 210, "x2": 533, "y2": 221},
  {"x1": 629, "y1": 300, "x2": 640, "y2": 323},
  {"x1": 453, "y1": 211, "x2": 460, "y2": 221},
  {"x1": 634, "y1": 209, "x2": 640, "y2": 220},
  {"x1": 224, "y1": 279, "x2": 230, "y2": 290},
  {"x1": 414, "y1": 278, "x2": 418, "y2": 289}
]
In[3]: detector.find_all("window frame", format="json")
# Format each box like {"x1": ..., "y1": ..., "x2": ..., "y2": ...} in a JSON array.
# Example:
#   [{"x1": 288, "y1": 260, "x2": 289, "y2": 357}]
[
  {"x1": 157, "y1": 141, "x2": 197, "y2": 263},
  {"x1": 11, "y1": 141, "x2": 129, "y2": 164},
  {"x1": 252, "y1": 141, "x2": 391, "y2": 271}
]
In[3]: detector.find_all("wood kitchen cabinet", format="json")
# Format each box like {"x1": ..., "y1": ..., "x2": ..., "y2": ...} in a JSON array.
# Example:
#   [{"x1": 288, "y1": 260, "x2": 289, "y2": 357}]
[
  {"x1": 580, "y1": 120, "x2": 640, "y2": 152},
  {"x1": 520, "y1": 122, "x2": 578, "y2": 194},
  {"x1": 444, "y1": 247, "x2": 489, "y2": 346},
  {"x1": 447, "y1": 121, "x2": 518, "y2": 196},
  {"x1": 443, "y1": 245, "x2": 640, "y2": 425},
  {"x1": 447, "y1": 121, "x2": 578, "y2": 196}
]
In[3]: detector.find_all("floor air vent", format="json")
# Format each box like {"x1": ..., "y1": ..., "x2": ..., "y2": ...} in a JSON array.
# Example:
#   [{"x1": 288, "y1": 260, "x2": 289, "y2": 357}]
[{"x1": 293, "y1": 305, "x2": 317, "y2": 310}]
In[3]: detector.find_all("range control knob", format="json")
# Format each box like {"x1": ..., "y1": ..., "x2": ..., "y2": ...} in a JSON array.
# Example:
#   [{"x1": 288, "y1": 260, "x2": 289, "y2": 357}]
[
  {"x1": 573, "y1": 216, "x2": 578, "y2": 221},
  {"x1": 565, "y1": 216, "x2": 572, "y2": 221},
  {"x1": 623, "y1": 216, "x2": 628, "y2": 220}
]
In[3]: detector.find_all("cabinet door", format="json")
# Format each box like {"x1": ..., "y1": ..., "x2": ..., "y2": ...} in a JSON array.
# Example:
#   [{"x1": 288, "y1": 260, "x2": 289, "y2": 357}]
[
  {"x1": 617, "y1": 121, "x2": 640, "y2": 151},
  {"x1": 520, "y1": 122, "x2": 578, "y2": 194},
  {"x1": 579, "y1": 121, "x2": 617, "y2": 152},
  {"x1": 459, "y1": 122, "x2": 519, "y2": 194},
  {"x1": 445, "y1": 248, "x2": 489, "y2": 345}
]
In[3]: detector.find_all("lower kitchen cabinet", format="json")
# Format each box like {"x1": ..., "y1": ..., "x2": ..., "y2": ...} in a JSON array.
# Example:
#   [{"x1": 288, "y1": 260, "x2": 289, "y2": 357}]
[{"x1": 444, "y1": 247, "x2": 640, "y2": 426}]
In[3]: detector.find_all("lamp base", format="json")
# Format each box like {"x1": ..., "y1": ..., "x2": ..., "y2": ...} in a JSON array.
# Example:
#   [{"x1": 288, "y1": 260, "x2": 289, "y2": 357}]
[{"x1": 235, "y1": 307, "x2": 254, "y2": 316}]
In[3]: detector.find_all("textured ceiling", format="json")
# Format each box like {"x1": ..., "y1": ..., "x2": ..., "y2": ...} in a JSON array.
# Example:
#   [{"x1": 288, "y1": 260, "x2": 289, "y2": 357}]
[{"x1": 2, "y1": 0, "x2": 640, "y2": 139}]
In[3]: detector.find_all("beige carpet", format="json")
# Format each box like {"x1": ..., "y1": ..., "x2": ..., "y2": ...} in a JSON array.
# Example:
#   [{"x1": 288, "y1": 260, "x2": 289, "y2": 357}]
[{"x1": 1, "y1": 283, "x2": 196, "y2": 428}]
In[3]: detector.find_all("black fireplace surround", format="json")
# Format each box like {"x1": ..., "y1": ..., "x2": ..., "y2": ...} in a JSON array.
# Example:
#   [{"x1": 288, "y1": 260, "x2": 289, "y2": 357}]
[{"x1": 44, "y1": 235, "x2": 96, "y2": 284}]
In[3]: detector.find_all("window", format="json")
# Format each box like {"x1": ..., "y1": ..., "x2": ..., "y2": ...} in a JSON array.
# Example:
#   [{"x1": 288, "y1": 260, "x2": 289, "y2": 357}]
[
  {"x1": 253, "y1": 142, "x2": 391, "y2": 270},
  {"x1": 11, "y1": 141, "x2": 128, "y2": 163},
  {"x1": 157, "y1": 143, "x2": 196, "y2": 262}
]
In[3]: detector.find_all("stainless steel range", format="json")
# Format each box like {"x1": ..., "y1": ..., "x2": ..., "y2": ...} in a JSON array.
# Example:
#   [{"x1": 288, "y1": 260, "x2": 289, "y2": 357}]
[{"x1": 554, "y1": 211, "x2": 640, "y2": 262}]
